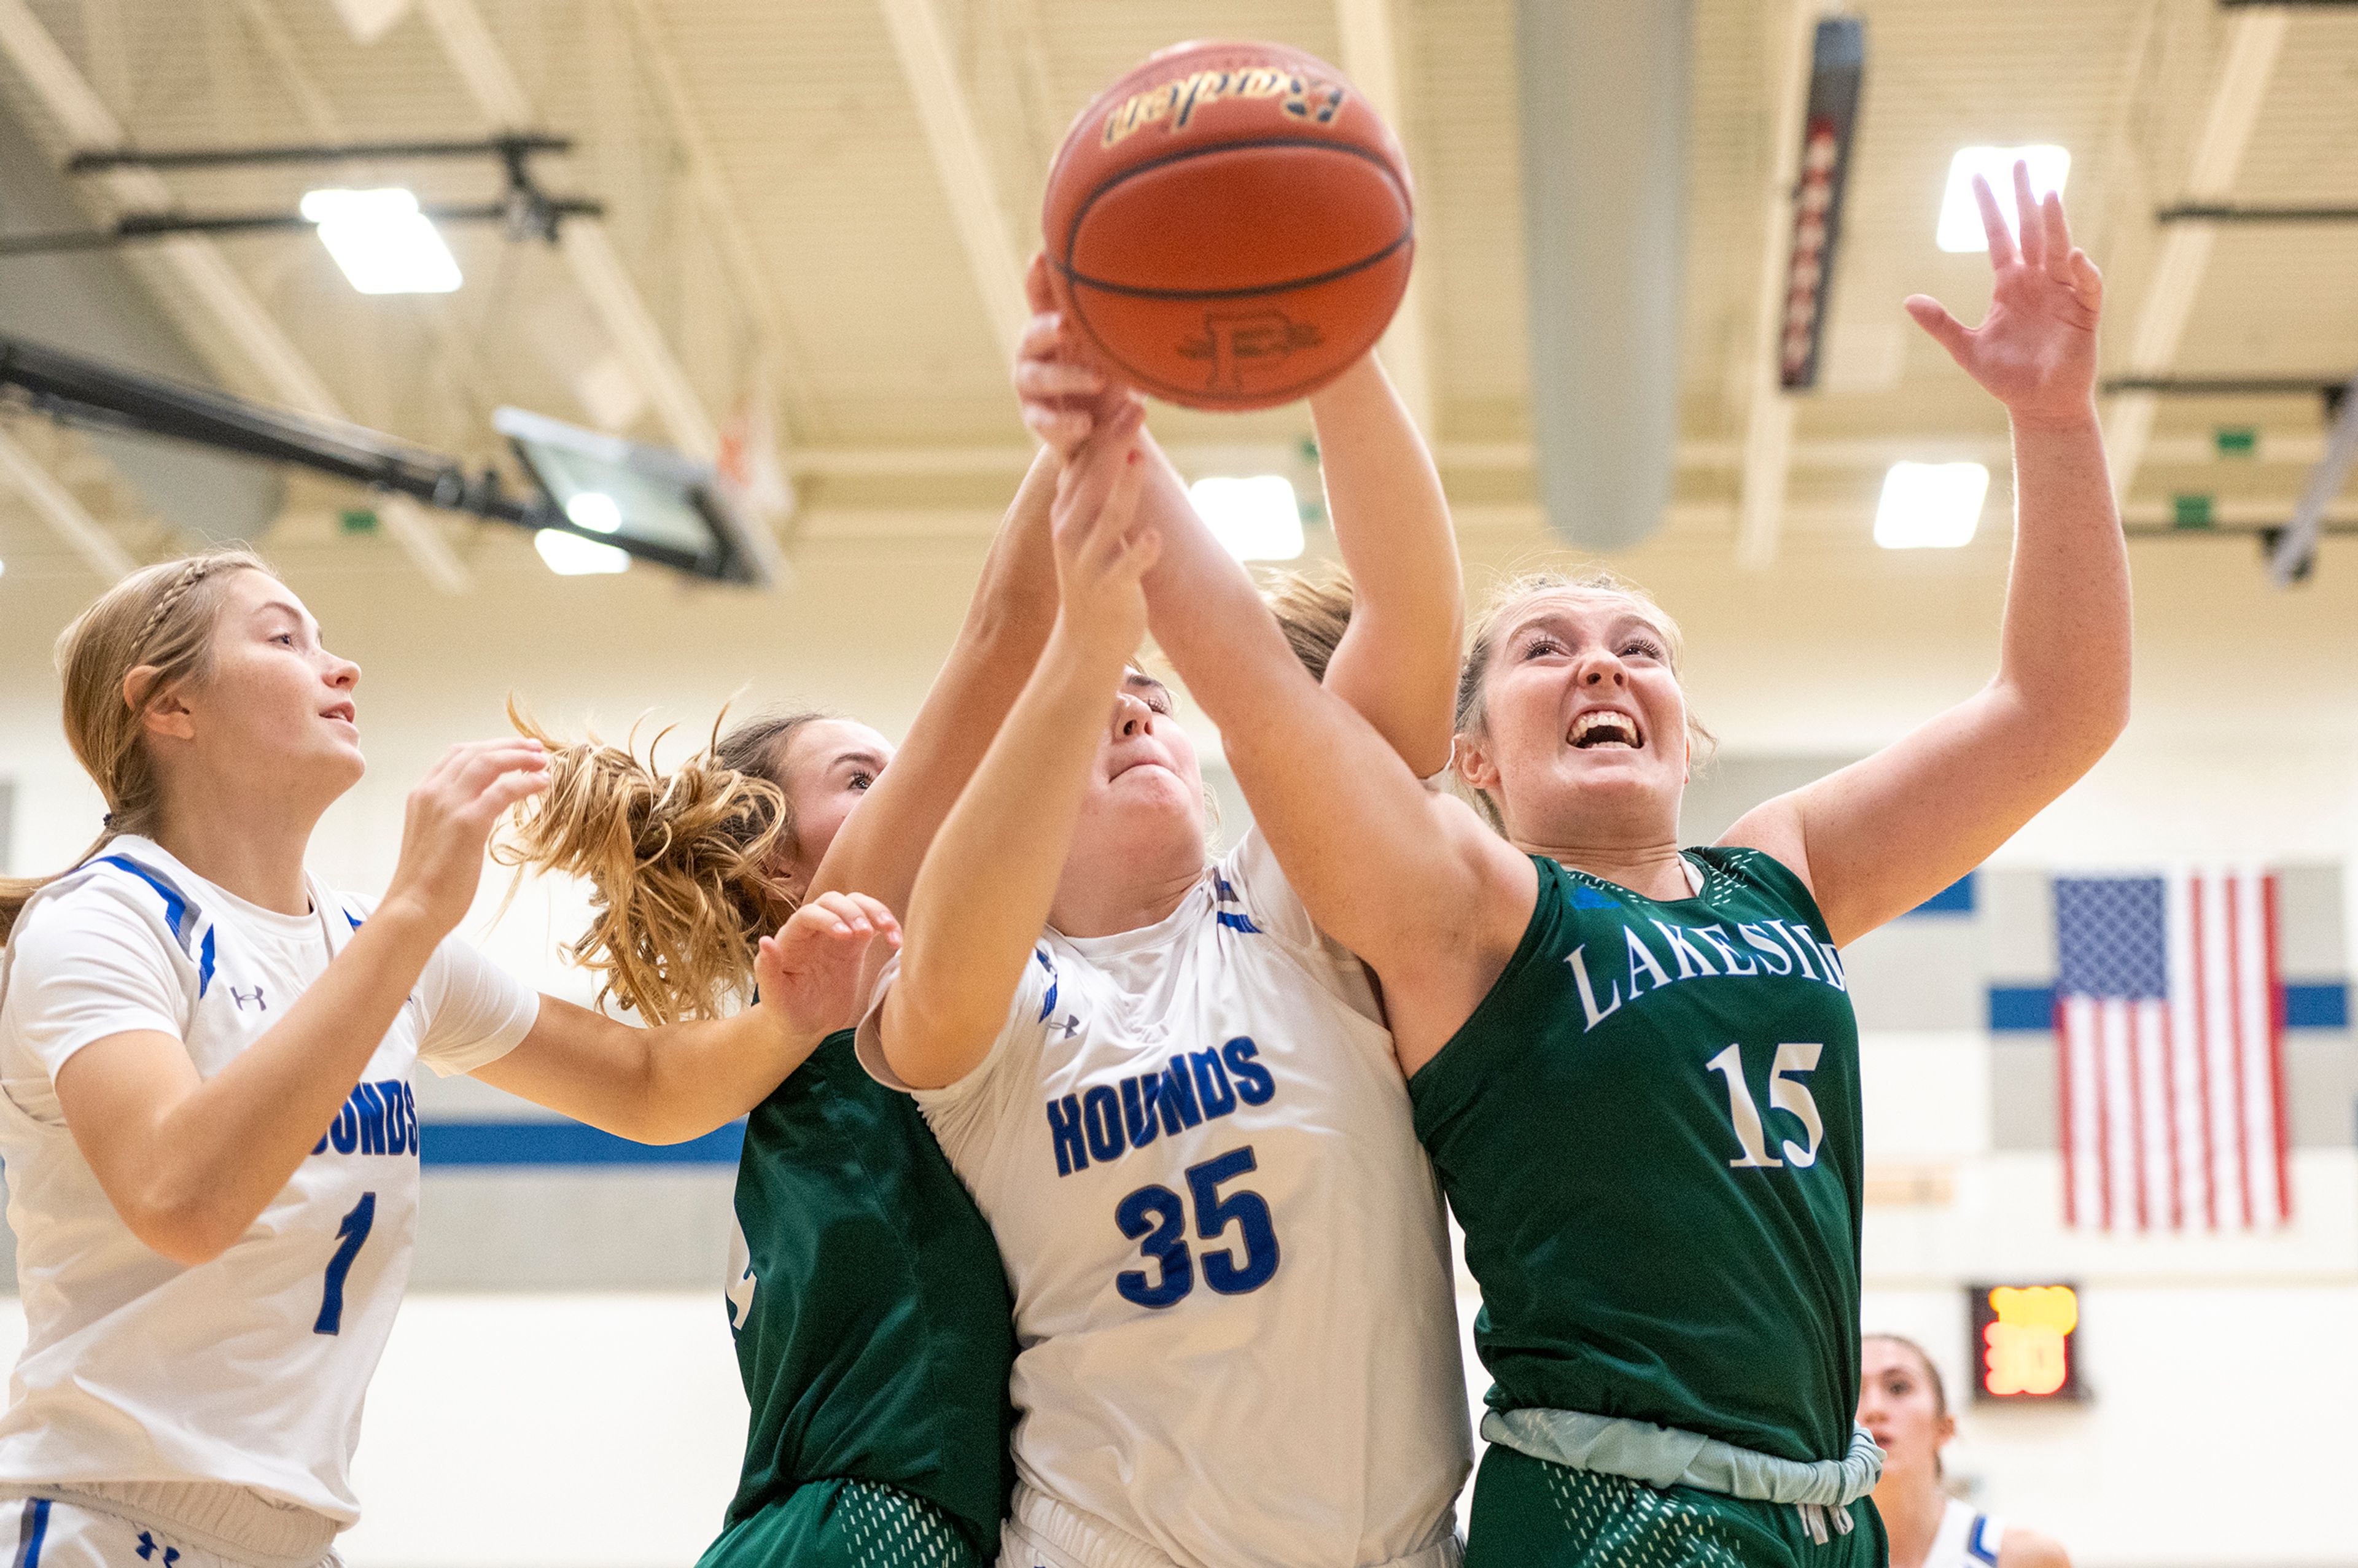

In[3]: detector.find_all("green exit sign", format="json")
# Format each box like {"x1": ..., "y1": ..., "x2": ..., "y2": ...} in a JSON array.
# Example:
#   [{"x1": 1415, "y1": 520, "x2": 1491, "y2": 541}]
[
  {"x1": 2214, "y1": 427, "x2": 2257, "y2": 458},
  {"x1": 339, "y1": 508, "x2": 380, "y2": 535},
  {"x1": 2172, "y1": 494, "x2": 2215, "y2": 529}
]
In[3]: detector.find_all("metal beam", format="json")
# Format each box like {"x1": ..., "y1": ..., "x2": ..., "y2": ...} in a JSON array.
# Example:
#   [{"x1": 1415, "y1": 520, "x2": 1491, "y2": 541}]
[
  {"x1": 418, "y1": 0, "x2": 722, "y2": 460},
  {"x1": 0, "y1": 426, "x2": 136, "y2": 580},
  {"x1": 1336, "y1": 0, "x2": 1436, "y2": 435},
  {"x1": 1733, "y1": 2, "x2": 1819, "y2": 570},
  {"x1": 617, "y1": 0, "x2": 810, "y2": 502},
  {"x1": 0, "y1": 0, "x2": 471, "y2": 591},
  {"x1": 876, "y1": 0, "x2": 1030, "y2": 363},
  {"x1": 2268, "y1": 368, "x2": 2358, "y2": 585},
  {"x1": 2104, "y1": 11, "x2": 2287, "y2": 499}
]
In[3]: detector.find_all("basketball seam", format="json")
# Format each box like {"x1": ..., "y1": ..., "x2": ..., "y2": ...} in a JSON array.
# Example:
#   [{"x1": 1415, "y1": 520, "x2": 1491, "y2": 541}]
[
  {"x1": 1056, "y1": 136, "x2": 1412, "y2": 300},
  {"x1": 1059, "y1": 228, "x2": 1414, "y2": 302}
]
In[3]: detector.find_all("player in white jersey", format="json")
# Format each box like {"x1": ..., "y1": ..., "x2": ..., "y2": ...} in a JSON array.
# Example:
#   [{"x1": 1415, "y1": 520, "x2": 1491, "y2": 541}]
[
  {"x1": 0, "y1": 551, "x2": 891, "y2": 1568},
  {"x1": 864, "y1": 333, "x2": 1473, "y2": 1568},
  {"x1": 1859, "y1": 1337, "x2": 2072, "y2": 1568}
]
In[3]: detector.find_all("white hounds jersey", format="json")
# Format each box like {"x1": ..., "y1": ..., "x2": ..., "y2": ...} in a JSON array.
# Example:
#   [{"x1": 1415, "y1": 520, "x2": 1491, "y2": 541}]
[
  {"x1": 860, "y1": 829, "x2": 1472, "y2": 1568},
  {"x1": 1928, "y1": 1498, "x2": 2007, "y2": 1568},
  {"x1": 0, "y1": 837, "x2": 538, "y2": 1527}
]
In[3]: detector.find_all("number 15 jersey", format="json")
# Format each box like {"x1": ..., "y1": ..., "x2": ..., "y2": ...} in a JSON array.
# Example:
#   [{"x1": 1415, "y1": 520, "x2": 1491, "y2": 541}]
[{"x1": 860, "y1": 830, "x2": 1471, "y2": 1568}]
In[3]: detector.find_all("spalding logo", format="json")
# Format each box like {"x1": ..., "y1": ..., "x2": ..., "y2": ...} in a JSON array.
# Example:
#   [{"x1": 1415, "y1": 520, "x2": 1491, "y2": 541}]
[{"x1": 1100, "y1": 67, "x2": 1349, "y2": 149}]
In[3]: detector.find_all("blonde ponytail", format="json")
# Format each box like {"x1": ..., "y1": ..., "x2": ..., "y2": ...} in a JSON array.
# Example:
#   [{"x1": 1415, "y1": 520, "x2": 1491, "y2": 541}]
[
  {"x1": 496, "y1": 704, "x2": 827, "y2": 1024},
  {"x1": 1258, "y1": 565, "x2": 1356, "y2": 685},
  {"x1": 1, "y1": 549, "x2": 274, "y2": 945}
]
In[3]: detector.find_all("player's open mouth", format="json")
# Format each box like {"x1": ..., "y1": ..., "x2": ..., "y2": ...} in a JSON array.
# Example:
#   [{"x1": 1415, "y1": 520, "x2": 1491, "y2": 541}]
[
  {"x1": 1569, "y1": 708, "x2": 1643, "y2": 750},
  {"x1": 322, "y1": 702, "x2": 357, "y2": 727}
]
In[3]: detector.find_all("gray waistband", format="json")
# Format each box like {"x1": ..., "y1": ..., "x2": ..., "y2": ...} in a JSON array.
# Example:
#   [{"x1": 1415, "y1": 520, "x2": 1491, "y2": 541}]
[
  {"x1": 0, "y1": 1480, "x2": 340, "y2": 1568},
  {"x1": 1010, "y1": 1483, "x2": 1461, "y2": 1568},
  {"x1": 1480, "y1": 1410, "x2": 1885, "y2": 1509}
]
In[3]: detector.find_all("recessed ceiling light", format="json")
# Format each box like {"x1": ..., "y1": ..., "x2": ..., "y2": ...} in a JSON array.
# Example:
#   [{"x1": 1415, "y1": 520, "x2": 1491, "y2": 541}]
[
  {"x1": 1188, "y1": 475, "x2": 1304, "y2": 561},
  {"x1": 299, "y1": 187, "x2": 462, "y2": 295},
  {"x1": 565, "y1": 491, "x2": 623, "y2": 534},
  {"x1": 1875, "y1": 462, "x2": 1989, "y2": 549},
  {"x1": 534, "y1": 528, "x2": 631, "y2": 575},
  {"x1": 1937, "y1": 147, "x2": 2070, "y2": 254}
]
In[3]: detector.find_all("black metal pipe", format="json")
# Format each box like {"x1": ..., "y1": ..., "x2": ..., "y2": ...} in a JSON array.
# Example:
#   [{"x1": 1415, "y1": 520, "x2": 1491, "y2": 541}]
[
  {"x1": 1, "y1": 197, "x2": 604, "y2": 258},
  {"x1": 2101, "y1": 375, "x2": 2348, "y2": 396},
  {"x1": 65, "y1": 133, "x2": 572, "y2": 173},
  {"x1": 2158, "y1": 203, "x2": 2358, "y2": 223}
]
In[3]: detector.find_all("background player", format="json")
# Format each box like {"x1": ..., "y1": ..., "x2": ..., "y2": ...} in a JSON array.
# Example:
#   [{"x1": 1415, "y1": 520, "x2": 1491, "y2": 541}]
[
  {"x1": 498, "y1": 451, "x2": 1068, "y2": 1567},
  {"x1": 0, "y1": 551, "x2": 887, "y2": 1567},
  {"x1": 1860, "y1": 1335, "x2": 2072, "y2": 1568},
  {"x1": 1031, "y1": 163, "x2": 2128, "y2": 1566}
]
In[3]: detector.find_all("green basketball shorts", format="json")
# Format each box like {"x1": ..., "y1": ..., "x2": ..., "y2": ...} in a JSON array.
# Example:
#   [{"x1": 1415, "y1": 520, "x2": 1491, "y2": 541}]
[
  {"x1": 696, "y1": 1479, "x2": 990, "y2": 1568},
  {"x1": 1463, "y1": 1445, "x2": 1888, "y2": 1568}
]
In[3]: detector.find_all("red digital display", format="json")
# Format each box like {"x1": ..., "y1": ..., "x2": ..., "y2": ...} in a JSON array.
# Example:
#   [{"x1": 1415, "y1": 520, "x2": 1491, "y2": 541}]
[{"x1": 1967, "y1": 1283, "x2": 2085, "y2": 1402}]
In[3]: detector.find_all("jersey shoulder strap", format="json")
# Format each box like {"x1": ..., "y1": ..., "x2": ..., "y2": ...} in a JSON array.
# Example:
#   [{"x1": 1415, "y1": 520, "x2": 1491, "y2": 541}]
[{"x1": 1965, "y1": 1511, "x2": 2006, "y2": 1566}]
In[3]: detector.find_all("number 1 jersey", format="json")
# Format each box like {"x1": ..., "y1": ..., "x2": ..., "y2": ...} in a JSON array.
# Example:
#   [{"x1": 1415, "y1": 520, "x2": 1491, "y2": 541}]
[
  {"x1": 0, "y1": 837, "x2": 539, "y2": 1524},
  {"x1": 859, "y1": 829, "x2": 1471, "y2": 1568}
]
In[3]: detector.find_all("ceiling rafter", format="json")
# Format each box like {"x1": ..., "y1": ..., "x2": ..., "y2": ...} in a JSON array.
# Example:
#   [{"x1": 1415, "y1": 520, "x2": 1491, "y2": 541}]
[
  {"x1": 2103, "y1": 10, "x2": 2289, "y2": 501},
  {"x1": 0, "y1": 425, "x2": 137, "y2": 581},
  {"x1": 0, "y1": 0, "x2": 473, "y2": 591},
  {"x1": 417, "y1": 0, "x2": 725, "y2": 462},
  {"x1": 1336, "y1": 0, "x2": 1436, "y2": 437},
  {"x1": 876, "y1": 0, "x2": 1030, "y2": 365}
]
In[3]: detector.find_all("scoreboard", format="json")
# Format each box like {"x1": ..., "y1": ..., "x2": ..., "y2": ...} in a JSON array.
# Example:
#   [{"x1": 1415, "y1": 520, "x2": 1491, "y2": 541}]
[{"x1": 1968, "y1": 1283, "x2": 2085, "y2": 1402}]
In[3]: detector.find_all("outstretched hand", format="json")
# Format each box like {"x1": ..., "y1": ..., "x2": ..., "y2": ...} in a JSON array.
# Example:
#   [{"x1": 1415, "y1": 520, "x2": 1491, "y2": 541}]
[
  {"x1": 1017, "y1": 253, "x2": 1140, "y2": 458},
  {"x1": 753, "y1": 891, "x2": 900, "y2": 1039},
  {"x1": 1051, "y1": 403, "x2": 1158, "y2": 661},
  {"x1": 1905, "y1": 161, "x2": 2104, "y2": 427}
]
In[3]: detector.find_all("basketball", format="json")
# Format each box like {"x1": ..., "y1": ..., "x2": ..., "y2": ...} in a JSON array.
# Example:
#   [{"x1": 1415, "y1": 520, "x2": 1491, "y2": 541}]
[{"x1": 1041, "y1": 39, "x2": 1415, "y2": 412}]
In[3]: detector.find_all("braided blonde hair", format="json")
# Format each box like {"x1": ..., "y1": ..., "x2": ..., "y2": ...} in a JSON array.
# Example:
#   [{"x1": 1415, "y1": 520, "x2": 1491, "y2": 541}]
[
  {"x1": 1, "y1": 549, "x2": 276, "y2": 944},
  {"x1": 495, "y1": 704, "x2": 828, "y2": 1023}
]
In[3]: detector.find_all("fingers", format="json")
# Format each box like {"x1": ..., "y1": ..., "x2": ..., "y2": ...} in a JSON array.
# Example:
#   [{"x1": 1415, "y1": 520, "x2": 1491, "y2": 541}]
[
  {"x1": 2068, "y1": 248, "x2": 2104, "y2": 309},
  {"x1": 1025, "y1": 251, "x2": 1056, "y2": 315},
  {"x1": 2011, "y1": 161, "x2": 2043, "y2": 268},
  {"x1": 2041, "y1": 190, "x2": 2074, "y2": 282},
  {"x1": 1902, "y1": 294, "x2": 1975, "y2": 366},
  {"x1": 1016, "y1": 356, "x2": 1107, "y2": 403},
  {"x1": 1972, "y1": 172, "x2": 2017, "y2": 267}
]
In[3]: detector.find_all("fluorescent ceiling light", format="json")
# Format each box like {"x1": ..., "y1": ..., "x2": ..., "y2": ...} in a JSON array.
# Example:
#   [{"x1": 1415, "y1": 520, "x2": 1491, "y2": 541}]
[
  {"x1": 534, "y1": 528, "x2": 631, "y2": 575},
  {"x1": 1875, "y1": 462, "x2": 1989, "y2": 549},
  {"x1": 1188, "y1": 475, "x2": 1304, "y2": 561},
  {"x1": 299, "y1": 187, "x2": 461, "y2": 295},
  {"x1": 565, "y1": 491, "x2": 623, "y2": 534},
  {"x1": 1937, "y1": 146, "x2": 2069, "y2": 254}
]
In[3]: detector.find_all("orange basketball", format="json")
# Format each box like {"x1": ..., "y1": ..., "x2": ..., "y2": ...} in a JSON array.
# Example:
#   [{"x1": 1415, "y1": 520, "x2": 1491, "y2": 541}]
[{"x1": 1041, "y1": 40, "x2": 1414, "y2": 412}]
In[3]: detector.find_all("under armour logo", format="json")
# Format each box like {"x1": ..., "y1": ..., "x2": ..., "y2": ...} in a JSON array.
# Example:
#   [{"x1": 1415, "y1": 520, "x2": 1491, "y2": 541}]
[
  {"x1": 1054, "y1": 1013, "x2": 1081, "y2": 1040},
  {"x1": 228, "y1": 984, "x2": 267, "y2": 1012},
  {"x1": 725, "y1": 1261, "x2": 757, "y2": 1333},
  {"x1": 136, "y1": 1533, "x2": 181, "y2": 1566}
]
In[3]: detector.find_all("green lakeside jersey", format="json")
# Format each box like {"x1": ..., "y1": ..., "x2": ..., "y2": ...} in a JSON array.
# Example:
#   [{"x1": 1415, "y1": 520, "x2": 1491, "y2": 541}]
[
  {"x1": 1409, "y1": 847, "x2": 1864, "y2": 1465},
  {"x1": 722, "y1": 1029, "x2": 1016, "y2": 1550}
]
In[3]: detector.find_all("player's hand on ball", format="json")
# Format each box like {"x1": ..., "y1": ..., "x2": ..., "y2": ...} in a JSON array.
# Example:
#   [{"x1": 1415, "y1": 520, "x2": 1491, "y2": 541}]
[
  {"x1": 1050, "y1": 402, "x2": 1157, "y2": 660},
  {"x1": 754, "y1": 891, "x2": 901, "y2": 1039},
  {"x1": 1905, "y1": 161, "x2": 2103, "y2": 427},
  {"x1": 1018, "y1": 253, "x2": 1135, "y2": 459}
]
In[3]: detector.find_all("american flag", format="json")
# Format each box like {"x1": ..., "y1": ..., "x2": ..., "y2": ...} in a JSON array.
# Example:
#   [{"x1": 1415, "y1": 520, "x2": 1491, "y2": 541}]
[{"x1": 2054, "y1": 872, "x2": 2290, "y2": 1232}]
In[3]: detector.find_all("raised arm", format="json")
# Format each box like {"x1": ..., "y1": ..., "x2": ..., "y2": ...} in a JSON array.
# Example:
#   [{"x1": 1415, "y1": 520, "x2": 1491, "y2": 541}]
[
  {"x1": 53, "y1": 740, "x2": 548, "y2": 1266},
  {"x1": 1305, "y1": 355, "x2": 1463, "y2": 776},
  {"x1": 879, "y1": 410, "x2": 1156, "y2": 1090},
  {"x1": 802, "y1": 442, "x2": 1062, "y2": 915},
  {"x1": 1016, "y1": 256, "x2": 1458, "y2": 772},
  {"x1": 1724, "y1": 166, "x2": 2130, "y2": 945},
  {"x1": 472, "y1": 888, "x2": 896, "y2": 1143}
]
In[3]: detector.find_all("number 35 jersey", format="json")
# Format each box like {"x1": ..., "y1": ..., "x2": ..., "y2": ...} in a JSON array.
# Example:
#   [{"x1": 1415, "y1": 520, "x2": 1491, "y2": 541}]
[
  {"x1": 0, "y1": 837, "x2": 539, "y2": 1524},
  {"x1": 860, "y1": 829, "x2": 1471, "y2": 1568},
  {"x1": 1408, "y1": 847, "x2": 1864, "y2": 1467}
]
